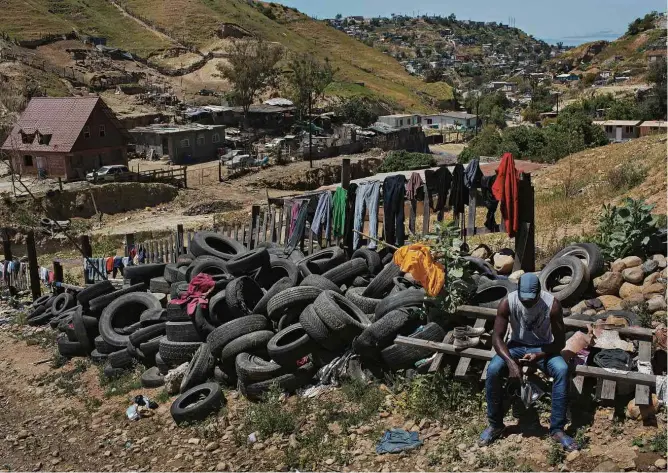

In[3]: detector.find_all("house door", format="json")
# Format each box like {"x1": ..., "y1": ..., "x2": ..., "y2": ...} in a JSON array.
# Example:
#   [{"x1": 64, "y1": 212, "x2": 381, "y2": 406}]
[
  {"x1": 615, "y1": 126, "x2": 622, "y2": 142},
  {"x1": 35, "y1": 157, "x2": 47, "y2": 177}
]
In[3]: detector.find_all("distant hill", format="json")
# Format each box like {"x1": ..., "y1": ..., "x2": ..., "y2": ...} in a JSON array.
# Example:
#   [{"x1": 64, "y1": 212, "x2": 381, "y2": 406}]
[
  {"x1": 550, "y1": 12, "x2": 667, "y2": 77},
  {"x1": 0, "y1": 0, "x2": 452, "y2": 112}
]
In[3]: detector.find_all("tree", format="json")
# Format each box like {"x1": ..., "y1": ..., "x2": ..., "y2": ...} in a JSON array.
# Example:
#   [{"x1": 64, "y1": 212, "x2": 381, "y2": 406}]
[
  {"x1": 640, "y1": 58, "x2": 667, "y2": 120},
  {"x1": 556, "y1": 41, "x2": 564, "y2": 50},
  {"x1": 217, "y1": 39, "x2": 282, "y2": 123},
  {"x1": 285, "y1": 53, "x2": 335, "y2": 120},
  {"x1": 335, "y1": 97, "x2": 378, "y2": 127},
  {"x1": 335, "y1": 13, "x2": 342, "y2": 20}
]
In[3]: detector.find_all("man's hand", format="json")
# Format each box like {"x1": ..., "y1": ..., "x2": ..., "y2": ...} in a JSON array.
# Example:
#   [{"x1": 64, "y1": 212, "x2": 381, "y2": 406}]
[
  {"x1": 507, "y1": 360, "x2": 522, "y2": 379},
  {"x1": 521, "y1": 353, "x2": 545, "y2": 363}
]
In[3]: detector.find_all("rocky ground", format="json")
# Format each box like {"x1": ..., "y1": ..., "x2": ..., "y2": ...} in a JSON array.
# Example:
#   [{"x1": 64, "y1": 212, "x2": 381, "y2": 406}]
[{"x1": 0, "y1": 299, "x2": 666, "y2": 472}]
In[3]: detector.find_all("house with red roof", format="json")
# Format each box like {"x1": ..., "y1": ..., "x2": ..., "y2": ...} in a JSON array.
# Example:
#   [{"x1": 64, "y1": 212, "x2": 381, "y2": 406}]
[{"x1": 1, "y1": 97, "x2": 130, "y2": 181}]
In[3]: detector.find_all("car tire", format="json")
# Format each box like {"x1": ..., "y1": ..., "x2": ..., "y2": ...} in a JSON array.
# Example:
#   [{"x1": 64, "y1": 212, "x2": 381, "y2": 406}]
[
  {"x1": 141, "y1": 366, "x2": 165, "y2": 388},
  {"x1": 380, "y1": 322, "x2": 445, "y2": 370},
  {"x1": 362, "y1": 262, "x2": 402, "y2": 298},
  {"x1": 267, "y1": 324, "x2": 315, "y2": 367},
  {"x1": 190, "y1": 232, "x2": 246, "y2": 260},
  {"x1": 165, "y1": 321, "x2": 200, "y2": 343},
  {"x1": 539, "y1": 255, "x2": 590, "y2": 307},
  {"x1": 171, "y1": 382, "x2": 225, "y2": 424},
  {"x1": 180, "y1": 343, "x2": 214, "y2": 393},
  {"x1": 207, "y1": 315, "x2": 271, "y2": 358}
]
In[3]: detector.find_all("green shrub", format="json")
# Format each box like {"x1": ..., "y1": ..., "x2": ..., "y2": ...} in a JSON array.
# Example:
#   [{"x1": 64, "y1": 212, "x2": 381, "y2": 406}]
[
  {"x1": 377, "y1": 150, "x2": 436, "y2": 173},
  {"x1": 606, "y1": 166, "x2": 648, "y2": 190},
  {"x1": 596, "y1": 198, "x2": 661, "y2": 261}
]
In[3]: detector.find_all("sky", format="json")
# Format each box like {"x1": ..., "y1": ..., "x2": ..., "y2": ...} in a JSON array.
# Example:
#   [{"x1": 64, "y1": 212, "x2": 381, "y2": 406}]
[{"x1": 277, "y1": 0, "x2": 666, "y2": 46}]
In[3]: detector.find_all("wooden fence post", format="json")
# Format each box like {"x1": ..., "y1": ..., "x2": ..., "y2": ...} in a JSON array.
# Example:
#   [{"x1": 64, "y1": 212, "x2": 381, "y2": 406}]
[
  {"x1": 2, "y1": 229, "x2": 11, "y2": 260},
  {"x1": 248, "y1": 205, "x2": 260, "y2": 250},
  {"x1": 81, "y1": 235, "x2": 93, "y2": 283},
  {"x1": 176, "y1": 224, "x2": 184, "y2": 254},
  {"x1": 53, "y1": 261, "x2": 64, "y2": 294},
  {"x1": 26, "y1": 231, "x2": 41, "y2": 301},
  {"x1": 514, "y1": 173, "x2": 536, "y2": 273}
]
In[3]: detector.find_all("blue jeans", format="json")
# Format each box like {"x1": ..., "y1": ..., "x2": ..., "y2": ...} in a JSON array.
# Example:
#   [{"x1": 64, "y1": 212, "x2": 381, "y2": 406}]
[
  {"x1": 485, "y1": 343, "x2": 569, "y2": 433},
  {"x1": 353, "y1": 181, "x2": 380, "y2": 250}
]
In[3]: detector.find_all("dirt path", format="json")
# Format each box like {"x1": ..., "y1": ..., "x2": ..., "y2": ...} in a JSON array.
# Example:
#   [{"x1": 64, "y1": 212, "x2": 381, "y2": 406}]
[{"x1": 108, "y1": 0, "x2": 181, "y2": 49}]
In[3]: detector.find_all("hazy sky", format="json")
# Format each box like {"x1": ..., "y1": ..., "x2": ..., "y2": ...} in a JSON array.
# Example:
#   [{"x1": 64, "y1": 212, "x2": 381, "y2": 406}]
[{"x1": 277, "y1": 0, "x2": 666, "y2": 45}]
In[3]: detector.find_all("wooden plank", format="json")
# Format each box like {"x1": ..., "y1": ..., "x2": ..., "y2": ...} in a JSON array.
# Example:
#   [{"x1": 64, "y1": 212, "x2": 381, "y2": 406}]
[
  {"x1": 456, "y1": 305, "x2": 654, "y2": 341},
  {"x1": 393, "y1": 336, "x2": 657, "y2": 386},
  {"x1": 283, "y1": 203, "x2": 292, "y2": 245},
  {"x1": 635, "y1": 341, "x2": 652, "y2": 405},
  {"x1": 308, "y1": 225, "x2": 314, "y2": 255},
  {"x1": 455, "y1": 318, "x2": 487, "y2": 377},
  {"x1": 249, "y1": 205, "x2": 260, "y2": 250},
  {"x1": 597, "y1": 379, "x2": 617, "y2": 401},
  {"x1": 480, "y1": 348, "x2": 496, "y2": 381},
  {"x1": 269, "y1": 209, "x2": 276, "y2": 243},
  {"x1": 571, "y1": 375, "x2": 585, "y2": 395},
  {"x1": 234, "y1": 225, "x2": 240, "y2": 242},
  {"x1": 276, "y1": 207, "x2": 284, "y2": 244},
  {"x1": 260, "y1": 210, "x2": 268, "y2": 243}
]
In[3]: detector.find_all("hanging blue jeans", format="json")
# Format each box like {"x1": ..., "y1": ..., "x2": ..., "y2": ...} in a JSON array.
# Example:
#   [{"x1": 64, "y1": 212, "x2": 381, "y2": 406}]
[
  {"x1": 353, "y1": 181, "x2": 380, "y2": 250},
  {"x1": 485, "y1": 342, "x2": 569, "y2": 433},
  {"x1": 311, "y1": 192, "x2": 331, "y2": 239}
]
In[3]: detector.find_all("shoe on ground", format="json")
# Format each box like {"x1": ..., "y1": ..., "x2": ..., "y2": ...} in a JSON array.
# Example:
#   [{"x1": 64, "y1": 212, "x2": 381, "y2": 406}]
[
  {"x1": 551, "y1": 430, "x2": 579, "y2": 451},
  {"x1": 454, "y1": 325, "x2": 486, "y2": 337},
  {"x1": 479, "y1": 426, "x2": 505, "y2": 446},
  {"x1": 453, "y1": 335, "x2": 480, "y2": 350}
]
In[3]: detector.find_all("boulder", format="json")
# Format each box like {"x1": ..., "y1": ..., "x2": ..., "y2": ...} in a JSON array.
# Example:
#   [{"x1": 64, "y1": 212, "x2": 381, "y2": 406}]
[
  {"x1": 626, "y1": 394, "x2": 660, "y2": 421},
  {"x1": 642, "y1": 283, "x2": 665, "y2": 298},
  {"x1": 621, "y1": 256, "x2": 642, "y2": 268},
  {"x1": 493, "y1": 254, "x2": 514, "y2": 275},
  {"x1": 647, "y1": 296, "x2": 667, "y2": 313},
  {"x1": 508, "y1": 270, "x2": 524, "y2": 282},
  {"x1": 594, "y1": 272, "x2": 624, "y2": 296},
  {"x1": 652, "y1": 254, "x2": 667, "y2": 269},
  {"x1": 582, "y1": 309, "x2": 597, "y2": 316},
  {"x1": 622, "y1": 267, "x2": 644, "y2": 284},
  {"x1": 558, "y1": 275, "x2": 573, "y2": 285},
  {"x1": 571, "y1": 300, "x2": 587, "y2": 314},
  {"x1": 610, "y1": 259, "x2": 626, "y2": 273},
  {"x1": 644, "y1": 272, "x2": 662, "y2": 288},
  {"x1": 624, "y1": 293, "x2": 646, "y2": 306},
  {"x1": 164, "y1": 362, "x2": 189, "y2": 395},
  {"x1": 653, "y1": 310, "x2": 667, "y2": 321},
  {"x1": 471, "y1": 245, "x2": 492, "y2": 260},
  {"x1": 598, "y1": 295, "x2": 623, "y2": 310},
  {"x1": 642, "y1": 259, "x2": 659, "y2": 275},
  {"x1": 619, "y1": 282, "x2": 643, "y2": 300}
]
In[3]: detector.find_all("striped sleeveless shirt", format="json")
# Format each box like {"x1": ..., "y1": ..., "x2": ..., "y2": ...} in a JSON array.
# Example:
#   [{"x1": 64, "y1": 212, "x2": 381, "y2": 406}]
[{"x1": 507, "y1": 290, "x2": 555, "y2": 346}]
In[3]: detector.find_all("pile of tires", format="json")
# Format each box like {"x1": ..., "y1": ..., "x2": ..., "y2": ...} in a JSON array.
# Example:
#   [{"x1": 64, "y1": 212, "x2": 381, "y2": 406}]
[{"x1": 33, "y1": 231, "x2": 445, "y2": 424}]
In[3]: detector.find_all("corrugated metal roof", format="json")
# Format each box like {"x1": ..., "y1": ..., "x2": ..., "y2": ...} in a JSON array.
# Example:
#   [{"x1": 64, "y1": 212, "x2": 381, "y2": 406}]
[
  {"x1": 2, "y1": 97, "x2": 100, "y2": 153},
  {"x1": 639, "y1": 121, "x2": 667, "y2": 127},
  {"x1": 601, "y1": 120, "x2": 642, "y2": 126}
]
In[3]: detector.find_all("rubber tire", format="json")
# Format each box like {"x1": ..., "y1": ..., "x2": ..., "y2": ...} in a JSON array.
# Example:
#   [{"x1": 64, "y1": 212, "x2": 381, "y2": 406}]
[
  {"x1": 155, "y1": 352, "x2": 169, "y2": 374},
  {"x1": 226, "y1": 247, "x2": 270, "y2": 276},
  {"x1": 593, "y1": 310, "x2": 640, "y2": 327},
  {"x1": 345, "y1": 287, "x2": 381, "y2": 314},
  {"x1": 103, "y1": 362, "x2": 128, "y2": 379},
  {"x1": 108, "y1": 348, "x2": 133, "y2": 368},
  {"x1": 57, "y1": 337, "x2": 87, "y2": 357},
  {"x1": 267, "y1": 323, "x2": 315, "y2": 367},
  {"x1": 140, "y1": 307, "x2": 167, "y2": 326},
  {"x1": 207, "y1": 315, "x2": 271, "y2": 358},
  {"x1": 253, "y1": 277, "x2": 294, "y2": 315},
  {"x1": 89, "y1": 283, "x2": 146, "y2": 314},
  {"x1": 313, "y1": 290, "x2": 371, "y2": 342},
  {"x1": 220, "y1": 330, "x2": 274, "y2": 367},
  {"x1": 551, "y1": 243, "x2": 604, "y2": 279},
  {"x1": 267, "y1": 286, "x2": 323, "y2": 321},
  {"x1": 298, "y1": 247, "x2": 347, "y2": 274},
  {"x1": 31, "y1": 294, "x2": 52, "y2": 308},
  {"x1": 77, "y1": 281, "x2": 114, "y2": 307},
  {"x1": 171, "y1": 382, "x2": 225, "y2": 425},
  {"x1": 94, "y1": 335, "x2": 116, "y2": 355},
  {"x1": 129, "y1": 323, "x2": 166, "y2": 346},
  {"x1": 149, "y1": 277, "x2": 171, "y2": 294},
  {"x1": 353, "y1": 309, "x2": 420, "y2": 357},
  {"x1": 539, "y1": 255, "x2": 590, "y2": 307},
  {"x1": 472, "y1": 280, "x2": 518, "y2": 309},
  {"x1": 159, "y1": 339, "x2": 201, "y2": 365},
  {"x1": 380, "y1": 322, "x2": 445, "y2": 370},
  {"x1": 240, "y1": 363, "x2": 315, "y2": 402},
  {"x1": 165, "y1": 303, "x2": 189, "y2": 322},
  {"x1": 257, "y1": 257, "x2": 300, "y2": 288},
  {"x1": 222, "y1": 276, "x2": 262, "y2": 318},
  {"x1": 164, "y1": 264, "x2": 179, "y2": 283},
  {"x1": 362, "y1": 262, "x2": 402, "y2": 298},
  {"x1": 141, "y1": 366, "x2": 165, "y2": 388},
  {"x1": 165, "y1": 321, "x2": 200, "y2": 343},
  {"x1": 99, "y1": 292, "x2": 161, "y2": 349},
  {"x1": 188, "y1": 256, "x2": 229, "y2": 282},
  {"x1": 463, "y1": 256, "x2": 498, "y2": 279},
  {"x1": 72, "y1": 307, "x2": 92, "y2": 353},
  {"x1": 139, "y1": 335, "x2": 162, "y2": 356},
  {"x1": 91, "y1": 349, "x2": 108, "y2": 365},
  {"x1": 124, "y1": 263, "x2": 166, "y2": 283},
  {"x1": 300, "y1": 274, "x2": 342, "y2": 293},
  {"x1": 374, "y1": 288, "x2": 426, "y2": 320},
  {"x1": 235, "y1": 353, "x2": 288, "y2": 384},
  {"x1": 51, "y1": 293, "x2": 75, "y2": 316},
  {"x1": 180, "y1": 343, "x2": 214, "y2": 393},
  {"x1": 299, "y1": 305, "x2": 343, "y2": 352},
  {"x1": 190, "y1": 232, "x2": 246, "y2": 260},
  {"x1": 352, "y1": 247, "x2": 382, "y2": 275},
  {"x1": 322, "y1": 259, "x2": 368, "y2": 286}
]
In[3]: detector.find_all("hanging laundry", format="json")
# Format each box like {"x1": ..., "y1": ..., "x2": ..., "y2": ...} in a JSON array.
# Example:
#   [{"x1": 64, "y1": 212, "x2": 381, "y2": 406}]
[
  {"x1": 491, "y1": 152, "x2": 519, "y2": 238},
  {"x1": 332, "y1": 187, "x2": 347, "y2": 239},
  {"x1": 382, "y1": 175, "x2": 406, "y2": 247},
  {"x1": 393, "y1": 244, "x2": 445, "y2": 297},
  {"x1": 480, "y1": 174, "x2": 499, "y2": 231},
  {"x1": 448, "y1": 163, "x2": 466, "y2": 214},
  {"x1": 353, "y1": 181, "x2": 381, "y2": 250},
  {"x1": 285, "y1": 200, "x2": 309, "y2": 254},
  {"x1": 105, "y1": 257, "x2": 113, "y2": 273},
  {"x1": 406, "y1": 172, "x2": 424, "y2": 234},
  {"x1": 464, "y1": 158, "x2": 483, "y2": 189},
  {"x1": 423, "y1": 166, "x2": 452, "y2": 218},
  {"x1": 311, "y1": 192, "x2": 332, "y2": 239}
]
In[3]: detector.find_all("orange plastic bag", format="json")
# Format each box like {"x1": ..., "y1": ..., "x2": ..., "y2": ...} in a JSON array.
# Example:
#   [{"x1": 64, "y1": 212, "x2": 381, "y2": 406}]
[{"x1": 392, "y1": 244, "x2": 445, "y2": 297}]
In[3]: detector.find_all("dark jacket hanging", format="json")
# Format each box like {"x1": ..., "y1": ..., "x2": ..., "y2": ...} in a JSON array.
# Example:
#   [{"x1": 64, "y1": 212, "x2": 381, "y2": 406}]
[
  {"x1": 423, "y1": 166, "x2": 452, "y2": 213},
  {"x1": 448, "y1": 163, "x2": 466, "y2": 214},
  {"x1": 481, "y1": 174, "x2": 499, "y2": 231}
]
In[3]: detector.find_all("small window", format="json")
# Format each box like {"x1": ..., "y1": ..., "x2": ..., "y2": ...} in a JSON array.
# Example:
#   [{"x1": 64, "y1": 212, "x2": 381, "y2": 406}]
[
  {"x1": 20, "y1": 131, "x2": 35, "y2": 144},
  {"x1": 605, "y1": 126, "x2": 612, "y2": 133},
  {"x1": 212, "y1": 133, "x2": 220, "y2": 143},
  {"x1": 197, "y1": 134, "x2": 205, "y2": 146},
  {"x1": 180, "y1": 138, "x2": 190, "y2": 148},
  {"x1": 99, "y1": 125, "x2": 106, "y2": 137},
  {"x1": 399, "y1": 119, "x2": 403, "y2": 126},
  {"x1": 426, "y1": 118, "x2": 433, "y2": 124},
  {"x1": 23, "y1": 155, "x2": 33, "y2": 166},
  {"x1": 625, "y1": 126, "x2": 633, "y2": 134},
  {"x1": 84, "y1": 126, "x2": 90, "y2": 139},
  {"x1": 37, "y1": 133, "x2": 52, "y2": 145}
]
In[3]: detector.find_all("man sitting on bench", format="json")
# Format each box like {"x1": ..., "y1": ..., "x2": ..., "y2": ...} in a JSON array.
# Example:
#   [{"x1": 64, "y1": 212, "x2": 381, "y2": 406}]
[{"x1": 479, "y1": 273, "x2": 579, "y2": 451}]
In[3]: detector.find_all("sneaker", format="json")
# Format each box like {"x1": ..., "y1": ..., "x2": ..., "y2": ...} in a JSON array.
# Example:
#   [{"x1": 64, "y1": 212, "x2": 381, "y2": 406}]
[
  {"x1": 453, "y1": 335, "x2": 480, "y2": 350},
  {"x1": 479, "y1": 426, "x2": 505, "y2": 446},
  {"x1": 551, "y1": 430, "x2": 579, "y2": 451},
  {"x1": 454, "y1": 325, "x2": 486, "y2": 337}
]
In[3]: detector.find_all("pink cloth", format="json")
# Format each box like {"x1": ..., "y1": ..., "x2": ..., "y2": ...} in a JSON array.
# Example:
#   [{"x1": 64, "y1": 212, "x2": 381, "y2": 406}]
[
  {"x1": 289, "y1": 201, "x2": 302, "y2": 237},
  {"x1": 170, "y1": 273, "x2": 215, "y2": 316}
]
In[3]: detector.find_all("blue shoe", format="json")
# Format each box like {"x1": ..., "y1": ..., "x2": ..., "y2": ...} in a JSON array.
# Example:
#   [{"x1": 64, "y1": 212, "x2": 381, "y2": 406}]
[
  {"x1": 551, "y1": 430, "x2": 579, "y2": 451},
  {"x1": 479, "y1": 426, "x2": 505, "y2": 446}
]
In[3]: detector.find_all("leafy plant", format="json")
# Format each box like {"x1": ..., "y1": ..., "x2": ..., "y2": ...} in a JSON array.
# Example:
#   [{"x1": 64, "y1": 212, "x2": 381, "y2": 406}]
[
  {"x1": 377, "y1": 150, "x2": 436, "y2": 173},
  {"x1": 596, "y1": 198, "x2": 661, "y2": 261},
  {"x1": 547, "y1": 441, "x2": 565, "y2": 466}
]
